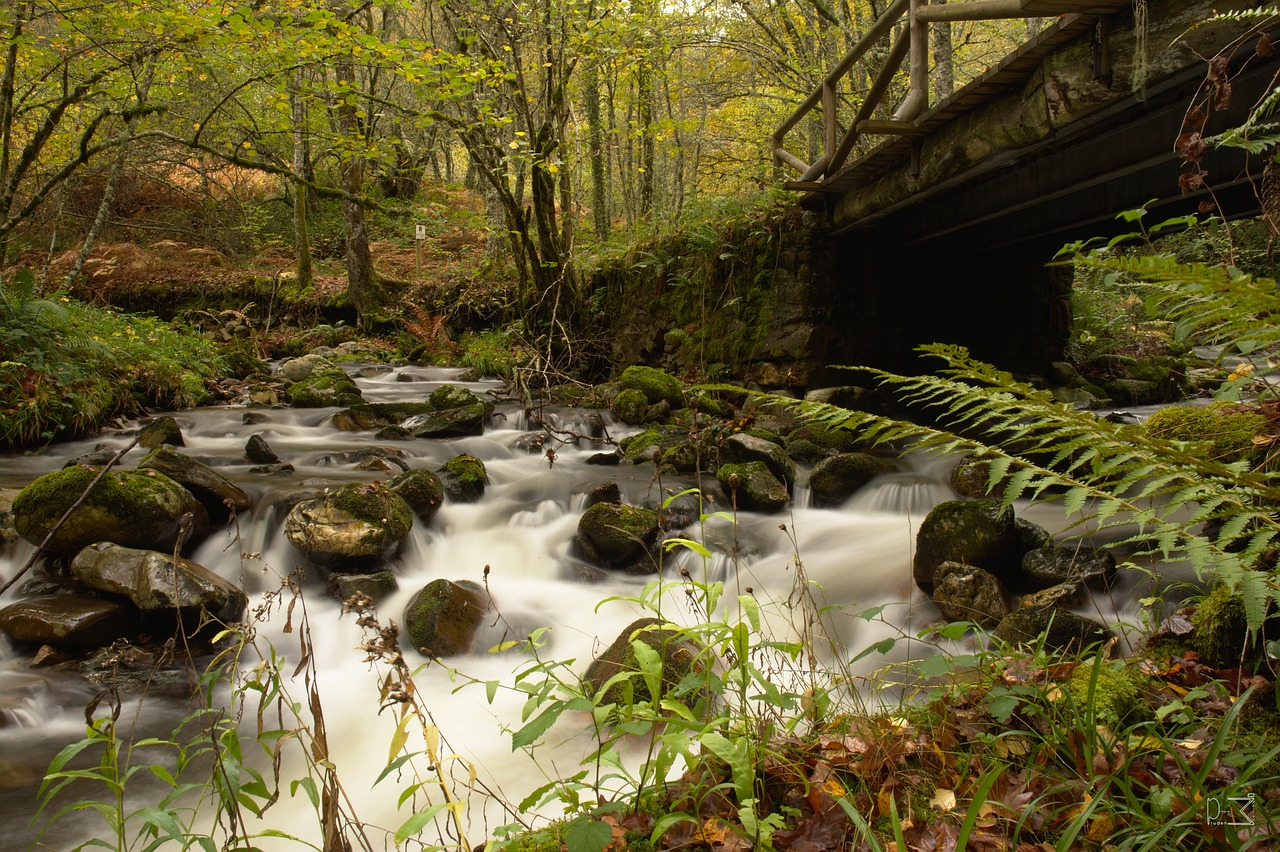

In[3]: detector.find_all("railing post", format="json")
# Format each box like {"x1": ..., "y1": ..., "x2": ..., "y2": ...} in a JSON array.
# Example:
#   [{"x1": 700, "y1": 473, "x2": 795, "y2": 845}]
[{"x1": 895, "y1": 0, "x2": 929, "y2": 121}]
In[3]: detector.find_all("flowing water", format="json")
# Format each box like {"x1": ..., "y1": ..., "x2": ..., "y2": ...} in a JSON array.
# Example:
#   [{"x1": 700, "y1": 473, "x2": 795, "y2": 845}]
[{"x1": 0, "y1": 365, "x2": 1179, "y2": 849}]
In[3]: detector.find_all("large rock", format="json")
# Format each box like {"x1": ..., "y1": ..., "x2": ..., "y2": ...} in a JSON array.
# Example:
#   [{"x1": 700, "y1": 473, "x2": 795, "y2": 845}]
[
  {"x1": 618, "y1": 366, "x2": 684, "y2": 409},
  {"x1": 912, "y1": 499, "x2": 1024, "y2": 595},
  {"x1": 0, "y1": 488, "x2": 19, "y2": 544},
  {"x1": 12, "y1": 466, "x2": 206, "y2": 556},
  {"x1": 70, "y1": 543, "x2": 247, "y2": 623},
  {"x1": 931, "y1": 562, "x2": 1010, "y2": 627},
  {"x1": 1021, "y1": 545, "x2": 1116, "y2": 591},
  {"x1": 808, "y1": 452, "x2": 896, "y2": 507},
  {"x1": 611, "y1": 388, "x2": 651, "y2": 425},
  {"x1": 137, "y1": 445, "x2": 251, "y2": 524},
  {"x1": 717, "y1": 462, "x2": 789, "y2": 513},
  {"x1": 329, "y1": 570, "x2": 398, "y2": 606},
  {"x1": 404, "y1": 579, "x2": 490, "y2": 656},
  {"x1": 277, "y1": 353, "x2": 327, "y2": 383},
  {"x1": 576, "y1": 502, "x2": 660, "y2": 570},
  {"x1": 0, "y1": 594, "x2": 139, "y2": 649},
  {"x1": 284, "y1": 483, "x2": 413, "y2": 571},
  {"x1": 582, "y1": 617, "x2": 709, "y2": 708},
  {"x1": 721, "y1": 433, "x2": 795, "y2": 487},
  {"x1": 285, "y1": 364, "x2": 363, "y2": 408},
  {"x1": 439, "y1": 455, "x2": 487, "y2": 503},
  {"x1": 138, "y1": 416, "x2": 184, "y2": 449},
  {"x1": 993, "y1": 606, "x2": 1112, "y2": 652},
  {"x1": 399, "y1": 385, "x2": 495, "y2": 439},
  {"x1": 386, "y1": 468, "x2": 444, "y2": 523},
  {"x1": 332, "y1": 402, "x2": 434, "y2": 432}
]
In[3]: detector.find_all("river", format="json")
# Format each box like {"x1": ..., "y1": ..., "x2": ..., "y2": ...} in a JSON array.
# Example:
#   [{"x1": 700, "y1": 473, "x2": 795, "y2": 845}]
[{"x1": 0, "y1": 363, "x2": 1164, "y2": 849}]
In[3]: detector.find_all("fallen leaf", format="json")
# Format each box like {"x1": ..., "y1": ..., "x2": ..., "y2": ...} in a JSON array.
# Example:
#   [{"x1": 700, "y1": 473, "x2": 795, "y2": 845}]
[{"x1": 929, "y1": 788, "x2": 957, "y2": 813}]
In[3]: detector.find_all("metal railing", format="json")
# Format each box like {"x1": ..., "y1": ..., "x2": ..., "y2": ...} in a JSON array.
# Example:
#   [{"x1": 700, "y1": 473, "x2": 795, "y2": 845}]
[{"x1": 771, "y1": 0, "x2": 1129, "y2": 189}]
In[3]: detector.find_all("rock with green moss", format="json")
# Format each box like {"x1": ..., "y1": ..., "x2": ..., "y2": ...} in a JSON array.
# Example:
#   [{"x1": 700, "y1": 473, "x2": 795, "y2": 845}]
[
  {"x1": 1191, "y1": 581, "x2": 1258, "y2": 667},
  {"x1": 387, "y1": 468, "x2": 444, "y2": 523},
  {"x1": 0, "y1": 488, "x2": 19, "y2": 544},
  {"x1": 576, "y1": 502, "x2": 660, "y2": 571},
  {"x1": 722, "y1": 433, "x2": 795, "y2": 487},
  {"x1": 611, "y1": 387, "x2": 651, "y2": 425},
  {"x1": 1065, "y1": 660, "x2": 1151, "y2": 725},
  {"x1": 687, "y1": 389, "x2": 735, "y2": 419},
  {"x1": 993, "y1": 606, "x2": 1111, "y2": 653},
  {"x1": 785, "y1": 424, "x2": 862, "y2": 455},
  {"x1": 1144, "y1": 402, "x2": 1268, "y2": 466},
  {"x1": 439, "y1": 455, "x2": 487, "y2": 502},
  {"x1": 582, "y1": 617, "x2": 710, "y2": 710},
  {"x1": 913, "y1": 499, "x2": 1025, "y2": 595},
  {"x1": 284, "y1": 482, "x2": 413, "y2": 571},
  {"x1": 717, "y1": 461, "x2": 789, "y2": 513},
  {"x1": 0, "y1": 594, "x2": 140, "y2": 649},
  {"x1": 619, "y1": 366, "x2": 683, "y2": 409},
  {"x1": 809, "y1": 452, "x2": 896, "y2": 507},
  {"x1": 404, "y1": 579, "x2": 489, "y2": 656},
  {"x1": 138, "y1": 416, "x2": 185, "y2": 449},
  {"x1": 931, "y1": 562, "x2": 1010, "y2": 627},
  {"x1": 401, "y1": 386, "x2": 494, "y2": 438},
  {"x1": 71, "y1": 542, "x2": 247, "y2": 623},
  {"x1": 137, "y1": 445, "x2": 252, "y2": 524},
  {"x1": 13, "y1": 466, "x2": 206, "y2": 556},
  {"x1": 950, "y1": 455, "x2": 1000, "y2": 498},
  {"x1": 285, "y1": 364, "x2": 364, "y2": 408},
  {"x1": 331, "y1": 402, "x2": 434, "y2": 432}
]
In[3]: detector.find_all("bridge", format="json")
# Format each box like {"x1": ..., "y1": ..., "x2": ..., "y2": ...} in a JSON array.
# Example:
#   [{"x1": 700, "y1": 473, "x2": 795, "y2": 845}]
[{"x1": 771, "y1": 0, "x2": 1280, "y2": 373}]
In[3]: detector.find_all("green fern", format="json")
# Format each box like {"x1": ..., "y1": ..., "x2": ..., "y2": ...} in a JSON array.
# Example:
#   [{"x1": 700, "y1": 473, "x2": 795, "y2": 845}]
[{"x1": 784, "y1": 341, "x2": 1279, "y2": 631}]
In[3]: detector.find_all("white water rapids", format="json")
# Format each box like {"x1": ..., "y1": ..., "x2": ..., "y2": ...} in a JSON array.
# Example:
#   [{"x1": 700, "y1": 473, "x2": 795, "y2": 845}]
[{"x1": 0, "y1": 365, "x2": 1181, "y2": 849}]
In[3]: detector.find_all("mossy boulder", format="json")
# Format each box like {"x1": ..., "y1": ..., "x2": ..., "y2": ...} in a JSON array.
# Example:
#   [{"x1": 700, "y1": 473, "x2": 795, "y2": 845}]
[
  {"x1": 931, "y1": 562, "x2": 1011, "y2": 627},
  {"x1": 619, "y1": 428, "x2": 679, "y2": 463},
  {"x1": 0, "y1": 594, "x2": 140, "y2": 649},
  {"x1": 1191, "y1": 581, "x2": 1259, "y2": 667},
  {"x1": 138, "y1": 416, "x2": 184, "y2": 449},
  {"x1": 1065, "y1": 660, "x2": 1152, "y2": 725},
  {"x1": 949, "y1": 455, "x2": 999, "y2": 498},
  {"x1": 808, "y1": 453, "x2": 896, "y2": 507},
  {"x1": 285, "y1": 364, "x2": 363, "y2": 408},
  {"x1": 13, "y1": 466, "x2": 206, "y2": 556},
  {"x1": 386, "y1": 468, "x2": 444, "y2": 523},
  {"x1": 785, "y1": 424, "x2": 863, "y2": 456},
  {"x1": 283, "y1": 482, "x2": 413, "y2": 571},
  {"x1": 618, "y1": 365, "x2": 683, "y2": 409},
  {"x1": 993, "y1": 606, "x2": 1112, "y2": 653},
  {"x1": 332, "y1": 402, "x2": 434, "y2": 432},
  {"x1": 576, "y1": 502, "x2": 660, "y2": 571},
  {"x1": 717, "y1": 461, "x2": 789, "y2": 513},
  {"x1": 1144, "y1": 402, "x2": 1268, "y2": 467},
  {"x1": 1019, "y1": 580, "x2": 1085, "y2": 610},
  {"x1": 0, "y1": 487, "x2": 19, "y2": 544},
  {"x1": 582, "y1": 617, "x2": 710, "y2": 710},
  {"x1": 137, "y1": 445, "x2": 252, "y2": 524},
  {"x1": 611, "y1": 387, "x2": 651, "y2": 425},
  {"x1": 722, "y1": 433, "x2": 795, "y2": 487},
  {"x1": 70, "y1": 542, "x2": 247, "y2": 623},
  {"x1": 913, "y1": 499, "x2": 1025, "y2": 595},
  {"x1": 404, "y1": 579, "x2": 490, "y2": 656},
  {"x1": 439, "y1": 454, "x2": 487, "y2": 503}
]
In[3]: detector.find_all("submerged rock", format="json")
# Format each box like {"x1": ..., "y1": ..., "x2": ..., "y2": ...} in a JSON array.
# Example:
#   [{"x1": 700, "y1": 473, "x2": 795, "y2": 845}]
[
  {"x1": 245, "y1": 433, "x2": 280, "y2": 464},
  {"x1": 330, "y1": 570, "x2": 398, "y2": 606},
  {"x1": 12, "y1": 466, "x2": 205, "y2": 556},
  {"x1": 0, "y1": 594, "x2": 139, "y2": 649},
  {"x1": 284, "y1": 482, "x2": 413, "y2": 571},
  {"x1": 70, "y1": 542, "x2": 247, "y2": 623},
  {"x1": 404, "y1": 579, "x2": 490, "y2": 657}
]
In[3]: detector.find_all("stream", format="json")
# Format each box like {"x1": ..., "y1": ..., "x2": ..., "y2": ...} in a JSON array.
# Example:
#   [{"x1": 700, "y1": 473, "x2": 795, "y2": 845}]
[{"x1": 0, "y1": 364, "x2": 1176, "y2": 849}]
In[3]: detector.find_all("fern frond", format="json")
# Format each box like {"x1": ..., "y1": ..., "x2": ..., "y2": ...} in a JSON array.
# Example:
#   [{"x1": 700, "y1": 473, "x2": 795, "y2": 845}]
[{"x1": 789, "y1": 347, "x2": 1280, "y2": 630}]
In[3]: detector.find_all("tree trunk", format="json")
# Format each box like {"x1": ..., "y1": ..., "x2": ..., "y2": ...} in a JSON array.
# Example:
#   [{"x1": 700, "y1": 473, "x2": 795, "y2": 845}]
[
  {"x1": 333, "y1": 55, "x2": 377, "y2": 323},
  {"x1": 931, "y1": 1, "x2": 954, "y2": 101},
  {"x1": 584, "y1": 59, "x2": 609, "y2": 241},
  {"x1": 0, "y1": 1, "x2": 32, "y2": 276},
  {"x1": 66, "y1": 58, "x2": 157, "y2": 286},
  {"x1": 291, "y1": 73, "x2": 314, "y2": 291}
]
